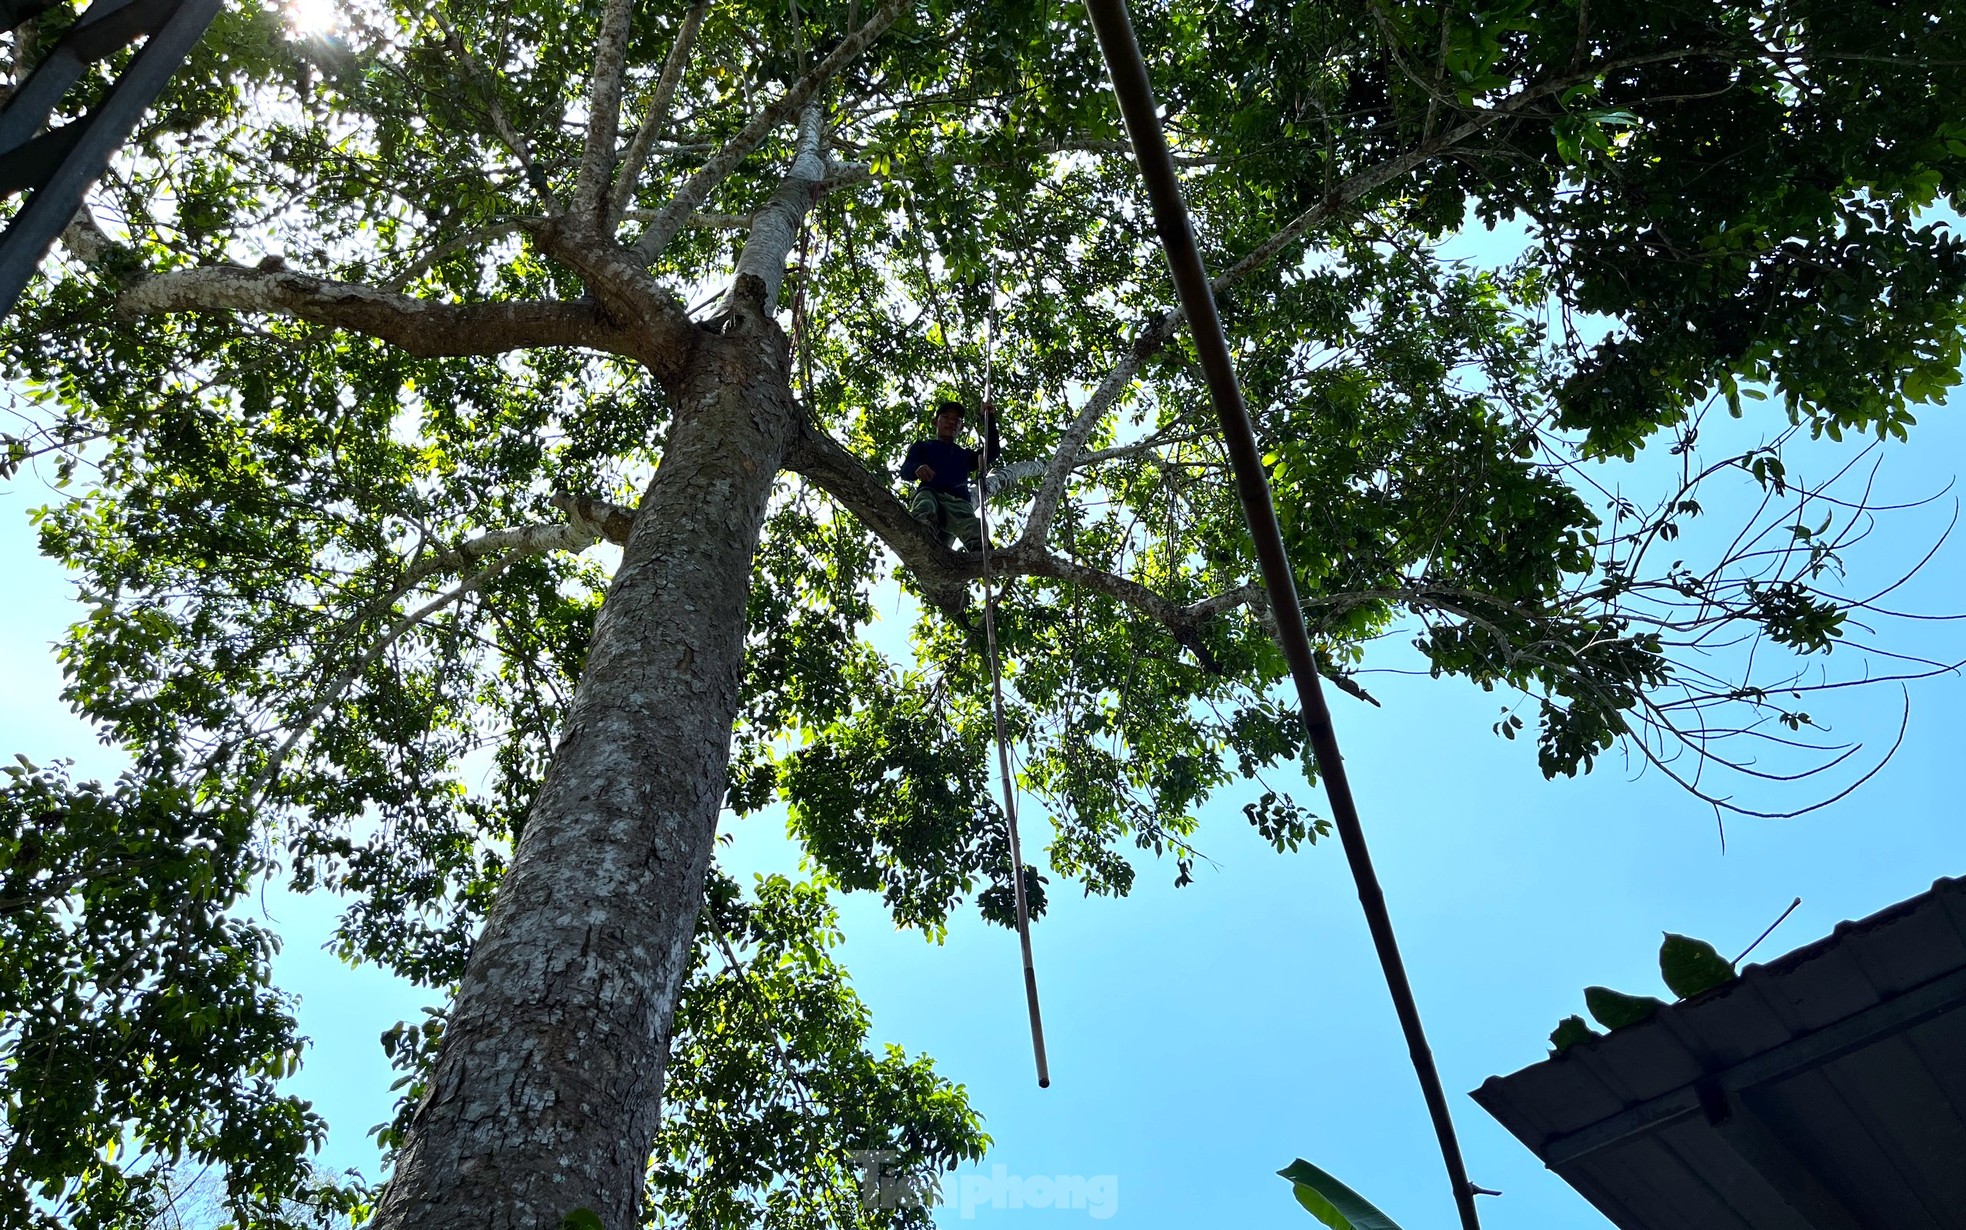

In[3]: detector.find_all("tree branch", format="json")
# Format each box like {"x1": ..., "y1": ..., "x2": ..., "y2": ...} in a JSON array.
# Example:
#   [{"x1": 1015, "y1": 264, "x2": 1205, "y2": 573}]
[
  {"x1": 249, "y1": 550, "x2": 521, "y2": 804},
  {"x1": 983, "y1": 433, "x2": 1200, "y2": 494},
  {"x1": 815, "y1": 162, "x2": 874, "y2": 193},
  {"x1": 417, "y1": 518, "x2": 612, "y2": 579},
  {"x1": 1021, "y1": 311, "x2": 1183, "y2": 546},
  {"x1": 1187, "y1": 580, "x2": 1266, "y2": 622},
  {"x1": 117, "y1": 266, "x2": 646, "y2": 359},
  {"x1": 546, "y1": 489, "x2": 636, "y2": 546},
  {"x1": 629, "y1": 0, "x2": 909, "y2": 268},
  {"x1": 783, "y1": 416, "x2": 974, "y2": 613},
  {"x1": 574, "y1": 0, "x2": 641, "y2": 217},
  {"x1": 780, "y1": 419, "x2": 1264, "y2": 664},
  {"x1": 1036, "y1": 138, "x2": 1224, "y2": 166},
  {"x1": 246, "y1": 493, "x2": 638, "y2": 803},
  {"x1": 1001, "y1": 549, "x2": 1253, "y2": 672},
  {"x1": 721, "y1": 101, "x2": 827, "y2": 318},
  {"x1": 432, "y1": 8, "x2": 556, "y2": 209},
  {"x1": 59, "y1": 205, "x2": 117, "y2": 266},
  {"x1": 377, "y1": 497, "x2": 632, "y2": 605},
  {"x1": 1022, "y1": 46, "x2": 1727, "y2": 549},
  {"x1": 527, "y1": 216, "x2": 698, "y2": 380},
  {"x1": 608, "y1": 0, "x2": 711, "y2": 228},
  {"x1": 618, "y1": 209, "x2": 756, "y2": 231},
  {"x1": 385, "y1": 219, "x2": 535, "y2": 292}
]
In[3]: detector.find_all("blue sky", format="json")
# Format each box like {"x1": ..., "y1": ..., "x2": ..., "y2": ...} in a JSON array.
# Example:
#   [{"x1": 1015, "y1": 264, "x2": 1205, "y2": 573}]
[{"x1": 3, "y1": 380, "x2": 1962, "y2": 1229}]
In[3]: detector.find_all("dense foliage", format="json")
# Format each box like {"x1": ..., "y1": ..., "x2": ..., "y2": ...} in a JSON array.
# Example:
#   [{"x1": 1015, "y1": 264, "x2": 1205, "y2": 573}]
[{"x1": 1, "y1": 0, "x2": 1962, "y2": 1221}]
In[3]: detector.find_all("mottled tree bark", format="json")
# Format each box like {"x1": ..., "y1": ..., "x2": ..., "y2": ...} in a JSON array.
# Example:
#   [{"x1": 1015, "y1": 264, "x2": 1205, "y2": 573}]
[{"x1": 369, "y1": 291, "x2": 797, "y2": 1230}]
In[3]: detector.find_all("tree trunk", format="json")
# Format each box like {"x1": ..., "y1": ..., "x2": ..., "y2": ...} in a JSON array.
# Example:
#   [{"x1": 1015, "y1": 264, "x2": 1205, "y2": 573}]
[{"x1": 370, "y1": 305, "x2": 796, "y2": 1230}]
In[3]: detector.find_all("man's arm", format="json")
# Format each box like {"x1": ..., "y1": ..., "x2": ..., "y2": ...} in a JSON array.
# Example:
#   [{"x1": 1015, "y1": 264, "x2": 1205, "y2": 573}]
[{"x1": 901, "y1": 441, "x2": 932, "y2": 483}]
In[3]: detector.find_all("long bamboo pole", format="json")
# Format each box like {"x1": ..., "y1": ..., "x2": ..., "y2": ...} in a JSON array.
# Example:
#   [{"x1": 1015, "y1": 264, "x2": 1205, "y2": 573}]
[
  {"x1": 976, "y1": 292, "x2": 1052, "y2": 1088},
  {"x1": 1079, "y1": 2, "x2": 1482, "y2": 1224}
]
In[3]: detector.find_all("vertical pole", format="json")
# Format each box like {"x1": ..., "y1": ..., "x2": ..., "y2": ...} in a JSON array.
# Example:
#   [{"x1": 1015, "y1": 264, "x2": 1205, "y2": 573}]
[{"x1": 975, "y1": 290, "x2": 1051, "y2": 1088}]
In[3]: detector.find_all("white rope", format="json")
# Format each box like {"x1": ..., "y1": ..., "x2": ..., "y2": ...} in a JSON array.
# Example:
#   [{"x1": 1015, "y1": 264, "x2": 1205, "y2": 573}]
[{"x1": 974, "y1": 287, "x2": 1051, "y2": 1088}]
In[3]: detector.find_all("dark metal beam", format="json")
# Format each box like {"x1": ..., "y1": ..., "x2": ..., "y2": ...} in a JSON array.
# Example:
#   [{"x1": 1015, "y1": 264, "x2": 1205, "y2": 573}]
[
  {"x1": 0, "y1": 117, "x2": 88, "y2": 196},
  {"x1": 1, "y1": 0, "x2": 60, "y2": 34},
  {"x1": 0, "y1": 0, "x2": 150, "y2": 157},
  {"x1": 1076, "y1": 2, "x2": 1482, "y2": 1227},
  {"x1": 0, "y1": 0, "x2": 218, "y2": 316}
]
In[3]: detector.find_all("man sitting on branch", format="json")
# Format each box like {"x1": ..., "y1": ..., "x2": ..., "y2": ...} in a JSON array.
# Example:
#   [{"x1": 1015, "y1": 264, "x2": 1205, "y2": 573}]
[{"x1": 902, "y1": 397, "x2": 1000, "y2": 550}]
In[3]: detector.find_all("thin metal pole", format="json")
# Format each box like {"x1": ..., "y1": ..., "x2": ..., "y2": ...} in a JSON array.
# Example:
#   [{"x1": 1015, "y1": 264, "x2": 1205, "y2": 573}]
[
  {"x1": 976, "y1": 289, "x2": 1052, "y2": 1088},
  {"x1": 1079, "y1": 1, "x2": 1481, "y2": 1224}
]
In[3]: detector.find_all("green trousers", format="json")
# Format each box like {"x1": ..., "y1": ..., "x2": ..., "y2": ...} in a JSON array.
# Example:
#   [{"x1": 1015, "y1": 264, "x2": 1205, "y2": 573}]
[{"x1": 908, "y1": 486, "x2": 983, "y2": 549}]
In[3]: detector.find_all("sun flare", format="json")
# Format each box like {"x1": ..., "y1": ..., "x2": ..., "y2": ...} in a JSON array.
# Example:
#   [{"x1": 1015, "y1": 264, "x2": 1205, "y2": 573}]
[{"x1": 282, "y1": 0, "x2": 336, "y2": 36}]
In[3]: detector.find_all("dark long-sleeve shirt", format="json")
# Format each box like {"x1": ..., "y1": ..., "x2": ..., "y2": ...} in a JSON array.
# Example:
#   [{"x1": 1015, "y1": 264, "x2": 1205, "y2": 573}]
[{"x1": 901, "y1": 418, "x2": 1001, "y2": 498}]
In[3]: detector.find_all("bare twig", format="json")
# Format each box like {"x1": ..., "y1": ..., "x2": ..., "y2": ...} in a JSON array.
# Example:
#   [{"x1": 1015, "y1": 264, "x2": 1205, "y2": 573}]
[{"x1": 1731, "y1": 897, "x2": 1803, "y2": 966}]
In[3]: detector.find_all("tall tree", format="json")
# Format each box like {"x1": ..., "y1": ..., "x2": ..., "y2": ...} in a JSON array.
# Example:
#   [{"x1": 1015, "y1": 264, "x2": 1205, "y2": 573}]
[{"x1": 3, "y1": 0, "x2": 1962, "y2": 1225}]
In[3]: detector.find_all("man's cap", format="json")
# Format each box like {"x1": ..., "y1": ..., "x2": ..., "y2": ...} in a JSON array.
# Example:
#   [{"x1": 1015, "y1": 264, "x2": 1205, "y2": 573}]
[{"x1": 931, "y1": 397, "x2": 967, "y2": 418}]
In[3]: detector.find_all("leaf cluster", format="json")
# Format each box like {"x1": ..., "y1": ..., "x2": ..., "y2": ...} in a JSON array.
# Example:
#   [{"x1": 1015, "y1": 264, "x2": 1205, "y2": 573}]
[
  {"x1": 0, "y1": 759, "x2": 359, "y2": 1228},
  {"x1": 1548, "y1": 931, "x2": 1739, "y2": 1056}
]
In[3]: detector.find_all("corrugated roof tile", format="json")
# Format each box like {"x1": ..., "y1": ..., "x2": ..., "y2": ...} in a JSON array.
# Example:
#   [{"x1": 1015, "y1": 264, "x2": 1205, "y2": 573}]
[{"x1": 1472, "y1": 878, "x2": 1966, "y2": 1230}]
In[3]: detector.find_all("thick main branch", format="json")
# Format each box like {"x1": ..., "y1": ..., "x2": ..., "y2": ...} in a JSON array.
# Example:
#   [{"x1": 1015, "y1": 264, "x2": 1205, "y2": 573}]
[
  {"x1": 574, "y1": 0, "x2": 640, "y2": 215},
  {"x1": 609, "y1": 0, "x2": 712, "y2": 228},
  {"x1": 118, "y1": 267, "x2": 645, "y2": 359},
  {"x1": 781, "y1": 421, "x2": 1263, "y2": 660},
  {"x1": 722, "y1": 102, "x2": 828, "y2": 316}
]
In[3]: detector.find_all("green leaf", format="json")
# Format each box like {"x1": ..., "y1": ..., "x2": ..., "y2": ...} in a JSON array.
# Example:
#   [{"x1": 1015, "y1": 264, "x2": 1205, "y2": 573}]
[
  {"x1": 1278, "y1": 1159, "x2": 1405, "y2": 1230},
  {"x1": 1659, "y1": 933, "x2": 1734, "y2": 1000},
  {"x1": 1582, "y1": 108, "x2": 1641, "y2": 127},
  {"x1": 1584, "y1": 986, "x2": 1666, "y2": 1031},
  {"x1": 1548, "y1": 1014, "x2": 1601, "y2": 1055},
  {"x1": 561, "y1": 1208, "x2": 606, "y2": 1230}
]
